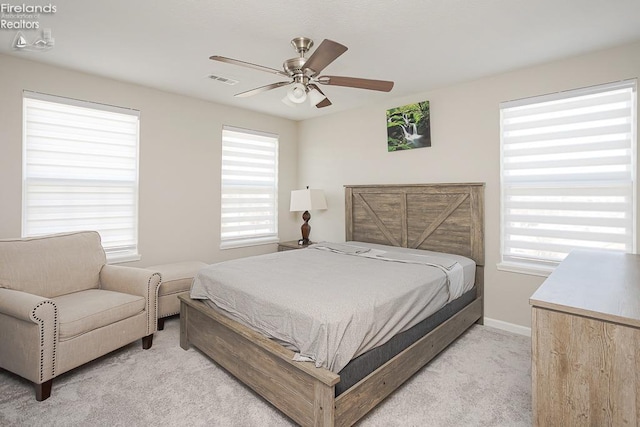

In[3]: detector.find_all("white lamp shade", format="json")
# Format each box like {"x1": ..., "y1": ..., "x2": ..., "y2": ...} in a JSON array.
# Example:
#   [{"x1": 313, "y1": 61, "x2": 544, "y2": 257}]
[
  {"x1": 290, "y1": 189, "x2": 327, "y2": 212},
  {"x1": 287, "y1": 83, "x2": 307, "y2": 104}
]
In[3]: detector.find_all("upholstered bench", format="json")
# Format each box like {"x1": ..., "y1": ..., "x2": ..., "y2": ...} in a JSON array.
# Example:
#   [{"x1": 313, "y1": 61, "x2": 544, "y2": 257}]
[{"x1": 147, "y1": 261, "x2": 207, "y2": 330}]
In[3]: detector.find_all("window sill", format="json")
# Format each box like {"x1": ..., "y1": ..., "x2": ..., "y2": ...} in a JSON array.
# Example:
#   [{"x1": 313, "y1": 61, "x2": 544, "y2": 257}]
[
  {"x1": 107, "y1": 253, "x2": 141, "y2": 264},
  {"x1": 496, "y1": 262, "x2": 554, "y2": 278},
  {"x1": 220, "y1": 236, "x2": 279, "y2": 250}
]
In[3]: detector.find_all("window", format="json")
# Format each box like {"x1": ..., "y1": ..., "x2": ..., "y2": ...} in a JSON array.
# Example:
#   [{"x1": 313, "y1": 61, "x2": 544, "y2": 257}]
[
  {"x1": 220, "y1": 126, "x2": 278, "y2": 249},
  {"x1": 500, "y1": 80, "x2": 637, "y2": 276},
  {"x1": 23, "y1": 91, "x2": 140, "y2": 263}
]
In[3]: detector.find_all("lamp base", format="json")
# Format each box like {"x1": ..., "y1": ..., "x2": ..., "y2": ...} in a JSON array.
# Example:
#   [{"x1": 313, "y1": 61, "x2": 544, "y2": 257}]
[{"x1": 300, "y1": 210, "x2": 311, "y2": 245}]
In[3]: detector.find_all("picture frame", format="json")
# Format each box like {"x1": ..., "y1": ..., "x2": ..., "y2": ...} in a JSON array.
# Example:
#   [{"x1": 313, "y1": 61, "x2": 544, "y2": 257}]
[{"x1": 386, "y1": 100, "x2": 431, "y2": 151}]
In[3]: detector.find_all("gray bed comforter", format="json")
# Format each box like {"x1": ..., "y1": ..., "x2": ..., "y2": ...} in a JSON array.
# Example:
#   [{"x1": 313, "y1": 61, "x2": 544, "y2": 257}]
[{"x1": 190, "y1": 242, "x2": 474, "y2": 372}]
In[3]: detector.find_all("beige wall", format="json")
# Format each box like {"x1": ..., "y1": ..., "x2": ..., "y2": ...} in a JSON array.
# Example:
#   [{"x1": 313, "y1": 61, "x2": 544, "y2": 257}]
[
  {"x1": 298, "y1": 40, "x2": 640, "y2": 329},
  {"x1": 0, "y1": 53, "x2": 300, "y2": 265}
]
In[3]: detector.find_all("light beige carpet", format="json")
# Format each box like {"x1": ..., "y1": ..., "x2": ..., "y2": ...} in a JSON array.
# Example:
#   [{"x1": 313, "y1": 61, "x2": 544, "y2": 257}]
[{"x1": 0, "y1": 318, "x2": 531, "y2": 426}]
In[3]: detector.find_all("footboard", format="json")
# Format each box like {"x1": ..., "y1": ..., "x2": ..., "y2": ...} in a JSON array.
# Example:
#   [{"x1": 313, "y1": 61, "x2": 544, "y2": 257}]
[
  {"x1": 179, "y1": 292, "x2": 482, "y2": 427},
  {"x1": 179, "y1": 294, "x2": 340, "y2": 426}
]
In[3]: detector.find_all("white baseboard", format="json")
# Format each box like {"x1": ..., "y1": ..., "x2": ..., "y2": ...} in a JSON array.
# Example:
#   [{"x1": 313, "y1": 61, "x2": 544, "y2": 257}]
[{"x1": 483, "y1": 317, "x2": 531, "y2": 337}]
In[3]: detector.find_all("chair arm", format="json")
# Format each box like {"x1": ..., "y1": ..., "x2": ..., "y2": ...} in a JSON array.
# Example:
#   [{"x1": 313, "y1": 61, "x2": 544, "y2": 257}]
[
  {"x1": 0, "y1": 288, "x2": 55, "y2": 322},
  {"x1": 99, "y1": 265, "x2": 161, "y2": 335},
  {"x1": 0, "y1": 288, "x2": 58, "y2": 384}
]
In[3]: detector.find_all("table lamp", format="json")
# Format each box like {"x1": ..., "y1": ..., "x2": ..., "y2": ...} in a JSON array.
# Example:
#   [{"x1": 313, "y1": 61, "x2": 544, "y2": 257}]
[{"x1": 289, "y1": 187, "x2": 327, "y2": 245}]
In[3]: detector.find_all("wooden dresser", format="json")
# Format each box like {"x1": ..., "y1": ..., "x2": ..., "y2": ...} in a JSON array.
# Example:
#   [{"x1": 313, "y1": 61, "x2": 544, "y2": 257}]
[{"x1": 530, "y1": 249, "x2": 640, "y2": 426}]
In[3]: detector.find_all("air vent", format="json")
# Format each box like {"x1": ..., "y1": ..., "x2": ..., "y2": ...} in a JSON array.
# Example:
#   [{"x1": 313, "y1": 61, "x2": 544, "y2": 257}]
[{"x1": 208, "y1": 74, "x2": 239, "y2": 85}]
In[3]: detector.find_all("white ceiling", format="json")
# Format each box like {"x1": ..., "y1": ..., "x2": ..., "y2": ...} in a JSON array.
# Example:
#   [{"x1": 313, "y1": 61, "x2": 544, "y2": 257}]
[{"x1": 2, "y1": 0, "x2": 640, "y2": 121}]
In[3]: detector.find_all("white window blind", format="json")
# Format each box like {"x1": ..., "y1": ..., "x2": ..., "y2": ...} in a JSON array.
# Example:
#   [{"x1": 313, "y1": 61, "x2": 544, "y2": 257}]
[
  {"x1": 500, "y1": 80, "x2": 637, "y2": 275},
  {"x1": 23, "y1": 91, "x2": 140, "y2": 262},
  {"x1": 220, "y1": 126, "x2": 278, "y2": 249}
]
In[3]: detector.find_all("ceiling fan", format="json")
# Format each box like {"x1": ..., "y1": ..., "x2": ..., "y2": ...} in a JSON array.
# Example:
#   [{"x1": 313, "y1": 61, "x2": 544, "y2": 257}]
[{"x1": 210, "y1": 37, "x2": 394, "y2": 108}]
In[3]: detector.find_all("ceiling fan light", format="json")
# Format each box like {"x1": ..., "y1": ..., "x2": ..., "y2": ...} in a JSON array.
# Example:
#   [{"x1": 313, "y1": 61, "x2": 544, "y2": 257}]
[
  {"x1": 308, "y1": 88, "x2": 327, "y2": 106},
  {"x1": 287, "y1": 82, "x2": 307, "y2": 103}
]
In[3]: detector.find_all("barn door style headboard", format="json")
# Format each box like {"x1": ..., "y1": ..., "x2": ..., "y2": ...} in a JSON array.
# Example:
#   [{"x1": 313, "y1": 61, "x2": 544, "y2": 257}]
[{"x1": 344, "y1": 183, "x2": 485, "y2": 266}]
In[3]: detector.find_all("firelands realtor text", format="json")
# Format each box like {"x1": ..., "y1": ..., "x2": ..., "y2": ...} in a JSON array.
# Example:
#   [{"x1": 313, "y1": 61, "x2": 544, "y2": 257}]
[{"x1": 1, "y1": 3, "x2": 56, "y2": 29}]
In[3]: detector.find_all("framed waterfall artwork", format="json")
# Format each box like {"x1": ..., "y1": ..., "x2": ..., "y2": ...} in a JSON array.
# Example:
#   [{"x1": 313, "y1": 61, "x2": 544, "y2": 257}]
[{"x1": 386, "y1": 100, "x2": 431, "y2": 152}]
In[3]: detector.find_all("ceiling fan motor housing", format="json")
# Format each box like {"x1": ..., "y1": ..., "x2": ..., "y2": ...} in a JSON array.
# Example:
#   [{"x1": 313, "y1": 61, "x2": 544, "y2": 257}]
[{"x1": 283, "y1": 57, "x2": 306, "y2": 76}]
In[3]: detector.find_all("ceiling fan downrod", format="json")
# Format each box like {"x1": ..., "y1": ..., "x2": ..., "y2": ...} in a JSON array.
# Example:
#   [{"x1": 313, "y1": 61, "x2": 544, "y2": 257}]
[{"x1": 283, "y1": 37, "x2": 314, "y2": 77}]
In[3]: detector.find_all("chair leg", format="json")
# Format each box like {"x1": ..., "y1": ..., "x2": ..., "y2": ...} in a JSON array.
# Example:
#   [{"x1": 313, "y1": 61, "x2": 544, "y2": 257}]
[
  {"x1": 35, "y1": 379, "x2": 52, "y2": 401},
  {"x1": 157, "y1": 317, "x2": 165, "y2": 331},
  {"x1": 142, "y1": 334, "x2": 153, "y2": 349}
]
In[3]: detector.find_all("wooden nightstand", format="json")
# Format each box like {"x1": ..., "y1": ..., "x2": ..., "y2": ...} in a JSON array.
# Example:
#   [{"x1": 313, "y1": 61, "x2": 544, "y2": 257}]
[{"x1": 277, "y1": 240, "x2": 312, "y2": 251}]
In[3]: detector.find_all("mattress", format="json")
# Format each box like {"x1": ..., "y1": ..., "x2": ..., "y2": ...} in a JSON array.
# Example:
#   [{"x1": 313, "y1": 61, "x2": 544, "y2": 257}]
[
  {"x1": 336, "y1": 286, "x2": 476, "y2": 395},
  {"x1": 190, "y1": 241, "x2": 476, "y2": 373}
]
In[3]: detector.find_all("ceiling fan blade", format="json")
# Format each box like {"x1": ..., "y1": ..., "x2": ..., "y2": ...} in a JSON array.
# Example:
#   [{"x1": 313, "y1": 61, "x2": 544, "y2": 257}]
[
  {"x1": 235, "y1": 81, "x2": 291, "y2": 98},
  {"x1": 308, "y1": 83, "x2": 332, "y2": 108},
  {"x1": 210, "y1": 55, "x2": 289, "y2": 77},
  {"x1": 303, "y1": 39, "x2": 348, "y2": 76},
  {"x1": 315, "y1": 98, "x2": 332, "y2": 108},
  {"x1": 318, "y1": 76, "x2": 394, "y2": 92}
]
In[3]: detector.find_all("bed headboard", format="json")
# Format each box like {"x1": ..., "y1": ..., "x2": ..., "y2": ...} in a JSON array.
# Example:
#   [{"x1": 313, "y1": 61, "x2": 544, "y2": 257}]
[{"x1": 345, "y1": 183, "x2": 485, "y2": 266}]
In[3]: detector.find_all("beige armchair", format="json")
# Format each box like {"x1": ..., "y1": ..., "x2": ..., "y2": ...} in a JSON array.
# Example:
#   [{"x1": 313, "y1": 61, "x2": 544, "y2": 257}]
[{"x1": 0, "y1": 231, "x2": 161, "y2": 401}]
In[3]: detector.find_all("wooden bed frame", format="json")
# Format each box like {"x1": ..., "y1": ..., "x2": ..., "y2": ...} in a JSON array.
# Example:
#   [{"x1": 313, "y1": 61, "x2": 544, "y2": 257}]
[{"x1": 179, "y1": 183, "x2": 485, "y2": 426}]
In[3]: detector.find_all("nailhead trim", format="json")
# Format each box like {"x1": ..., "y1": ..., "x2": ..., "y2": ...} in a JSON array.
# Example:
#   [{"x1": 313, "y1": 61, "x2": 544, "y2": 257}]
[
  {"x1": 148, "y1": 272, "x2": 161, "y2": 333},
  {"x1": 31, "y1": 301, "x2": 58, "y2": 382}
]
